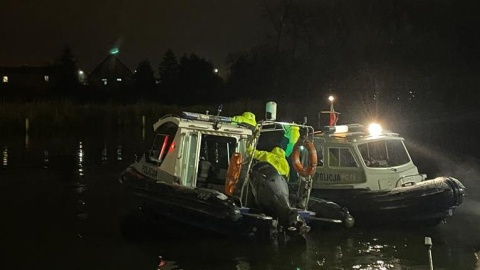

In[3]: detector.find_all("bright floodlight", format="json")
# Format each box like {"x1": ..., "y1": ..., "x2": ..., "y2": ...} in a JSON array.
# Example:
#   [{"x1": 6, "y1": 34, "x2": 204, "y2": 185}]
[
  {"x1": 328, "y1": 95, "x2": 334, "y2": 102},
  {"x1": 368, "y1": 123, "x2": 382, "y2": 136}
]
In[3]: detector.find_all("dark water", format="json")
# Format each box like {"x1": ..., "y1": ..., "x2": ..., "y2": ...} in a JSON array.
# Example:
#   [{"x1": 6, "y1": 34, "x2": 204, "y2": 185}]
[{"x1": 1, "y1": 129, "x2": 479, "y2": 270}]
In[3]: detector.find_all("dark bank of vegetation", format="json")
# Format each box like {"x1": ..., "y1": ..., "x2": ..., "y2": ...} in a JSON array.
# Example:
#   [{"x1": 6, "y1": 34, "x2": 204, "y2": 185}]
[{"x1": 1, "y1": 0, "x2": 480, "y2": 154}]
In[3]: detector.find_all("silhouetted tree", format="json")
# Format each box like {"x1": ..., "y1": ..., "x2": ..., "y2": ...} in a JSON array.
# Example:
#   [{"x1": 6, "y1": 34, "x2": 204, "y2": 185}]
[
  {"x1": 158, "y1": 49, "x2": 180, "y2": 103},
  {"x1": 53, "y1": 46, "x2": 80, "y2": 100},
  {"x1": 178, "y1": 53, "x2": 224, "y2": 105},
  {"x1": 134, "y1": 59, "x2": 157, "y2": 101},
  {"x1": 226, "y1": 46, "x2": 277, "y2": 101},
  {"x1": 226, "y1": 0, "x2": 480, "y2": 123}
]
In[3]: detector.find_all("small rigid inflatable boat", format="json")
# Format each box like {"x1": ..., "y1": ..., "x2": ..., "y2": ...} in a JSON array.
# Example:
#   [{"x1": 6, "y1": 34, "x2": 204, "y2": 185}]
[
  {"x1": 119, "y1": 110, "x2": 316, "y2": 239},
  {"x1": 301, "y1": 123, "x2": 466, "y2": 226}
]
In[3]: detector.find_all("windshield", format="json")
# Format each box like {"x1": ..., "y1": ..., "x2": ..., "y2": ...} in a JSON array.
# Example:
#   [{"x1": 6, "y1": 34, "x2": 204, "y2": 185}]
[{"x1": 357, "y1": 139, "x2": 410, "y2": 167}]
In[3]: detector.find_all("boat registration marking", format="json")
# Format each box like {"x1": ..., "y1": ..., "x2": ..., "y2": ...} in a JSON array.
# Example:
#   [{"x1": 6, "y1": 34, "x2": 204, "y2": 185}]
[
  {"x1": 142, "y1": 164, "x2": 158, "y2": 178},
  {"x1": 314, "y1": 172, "x2": 357, "y2": 183}
]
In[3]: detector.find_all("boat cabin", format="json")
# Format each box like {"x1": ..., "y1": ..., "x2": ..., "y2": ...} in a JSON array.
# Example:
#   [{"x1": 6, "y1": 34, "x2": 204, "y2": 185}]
[
  {"x1": 312, "y1": 124, "x2": 426, "y2": 191},
  {"x1": 137, "y1": 112, "x2": 253, "y2": 191}
]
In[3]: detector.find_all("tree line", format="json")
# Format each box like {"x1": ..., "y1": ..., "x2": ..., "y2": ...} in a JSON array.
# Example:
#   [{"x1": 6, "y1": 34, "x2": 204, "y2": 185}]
[{"x1": 3, "y1": 0, "x2": 480, "y2": 125}]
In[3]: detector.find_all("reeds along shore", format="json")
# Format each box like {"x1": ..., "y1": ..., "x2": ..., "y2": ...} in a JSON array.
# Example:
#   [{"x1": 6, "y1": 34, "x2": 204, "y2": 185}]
[{"x1": 0, "y1": 100, "x2": 272, "y2": 135}]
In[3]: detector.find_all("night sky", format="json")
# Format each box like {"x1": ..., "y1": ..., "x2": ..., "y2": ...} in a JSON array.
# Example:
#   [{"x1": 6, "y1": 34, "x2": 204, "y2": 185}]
[
  {"x1": 2, "y1": 0, "x2": 480, "y2": 77},
  {"x1": 0, "y1": 0, "x2": 267, "y2": 73}
]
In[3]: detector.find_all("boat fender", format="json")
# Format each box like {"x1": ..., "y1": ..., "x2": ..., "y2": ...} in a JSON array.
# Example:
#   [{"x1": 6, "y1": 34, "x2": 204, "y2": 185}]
[
  {"x1": 291, "y1": 140, "x2": 317, "y2": 177},
  {"x1": 225, "y1": 152, "x2": 243, "y2": 196}
]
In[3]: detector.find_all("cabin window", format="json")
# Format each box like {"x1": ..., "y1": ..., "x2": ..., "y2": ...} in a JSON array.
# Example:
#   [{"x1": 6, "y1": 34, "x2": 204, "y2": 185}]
[
  {"x1": 198, "y1": 134, "x2": 237, "y2": 184},
  {"x1": 315, "y1": 145, "x2": 324, "y2": 167},
  {"x1": 44, "y1": 75, "x2": 49, "y2": 82},
  {"x1": 2, "y1": 76, "x2": 8, "y2": 83},
  {"x1": 358, "y1": 140, "x2": 410, "y2": 167},
  {"x1": 148, "y1": 134, "x2": 171, "y2": 164},
  {"x1": 147, "y1": 122, "x2": 178, "y2": 166},
  {"x1": 328, "y1": 147, "x2": 358, "y2": 167},
  {"x1": 182, "y1": 133, "x2": 198, "y2": 187}
]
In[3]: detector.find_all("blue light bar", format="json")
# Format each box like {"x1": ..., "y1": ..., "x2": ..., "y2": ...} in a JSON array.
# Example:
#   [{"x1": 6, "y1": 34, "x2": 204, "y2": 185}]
[{"x1": 181, "y1": 111, "x2": 232, "y2": 123}]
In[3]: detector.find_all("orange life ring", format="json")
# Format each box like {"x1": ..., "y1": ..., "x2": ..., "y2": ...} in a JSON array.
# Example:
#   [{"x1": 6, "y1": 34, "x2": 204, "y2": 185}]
[
  {"x1": 225, "y1": 152, "x2": 243, "y2": 196},
  {"x1": 291, "y1": 140, "x2": 317, "y2": 177}
]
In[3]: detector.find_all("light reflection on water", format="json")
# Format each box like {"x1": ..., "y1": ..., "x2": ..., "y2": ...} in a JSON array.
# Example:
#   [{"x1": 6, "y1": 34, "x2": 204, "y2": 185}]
[
  {"x1": 0, "y1": 130, "x2": 479, "y2": 270},
  {"x1": 102, "y1": 144, "x2": 108, "y2": 164},
  {"x1": 25, "y1": 132, "x2": 29, "y2": 150},
  {"x1": 117, "y1": 145, "x2": 123, "y2": 161},
  {"x1": 2, "y1": 146, "x2": 7, "y2": 168},
  {"x1": 78, "y1": 141, "x2": 84, "y2": 176}
]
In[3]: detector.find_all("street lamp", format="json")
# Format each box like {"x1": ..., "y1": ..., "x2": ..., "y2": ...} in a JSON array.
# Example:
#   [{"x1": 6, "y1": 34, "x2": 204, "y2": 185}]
[
  {"x1": 328, "y1": 95, "x2": 336, "y2": 126},
  {"x1": 328, "y1": 95, "x2": 335, "y2": 111}
]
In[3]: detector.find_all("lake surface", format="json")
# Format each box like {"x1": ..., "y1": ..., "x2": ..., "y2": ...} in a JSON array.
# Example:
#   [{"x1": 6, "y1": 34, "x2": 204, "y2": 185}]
[{"x1": 1, "y1": 128, "x2": 479, "y2": 270}]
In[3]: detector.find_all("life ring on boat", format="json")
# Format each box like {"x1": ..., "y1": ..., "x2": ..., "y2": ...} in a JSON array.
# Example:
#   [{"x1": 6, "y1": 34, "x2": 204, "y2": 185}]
[
  {"x1": 291, "y1": 140, "x2": 317, "y2": 177},
  {"x1": 225, "y1": 152, "x2": 243, "y2": 196}
]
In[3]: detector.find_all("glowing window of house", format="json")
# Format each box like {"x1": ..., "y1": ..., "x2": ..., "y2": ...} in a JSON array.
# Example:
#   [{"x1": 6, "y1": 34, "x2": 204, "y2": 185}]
[
  {"x1": 116, "y1": 78, "x2": 122, "y2": 82},
  {"x1": 2, "y1": 76, "x2": 8, "y2": 83},
  {"x1": 102, "y1": 78, "x2": 108, "y2": 85},
  {"x1": 44, "y1": 75, "x2": 49, "y2": 82}
]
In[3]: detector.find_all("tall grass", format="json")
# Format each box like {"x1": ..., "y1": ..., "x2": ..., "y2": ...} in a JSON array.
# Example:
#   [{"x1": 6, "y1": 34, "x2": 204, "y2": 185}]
[{"x1": 0, "y1": 100, "x2": 271, "y2": 136}]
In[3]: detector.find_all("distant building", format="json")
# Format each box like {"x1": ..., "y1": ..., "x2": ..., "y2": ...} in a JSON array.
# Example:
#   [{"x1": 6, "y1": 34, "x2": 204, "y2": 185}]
[
  {"x1": 1, "y1": 51, "x2": 134, "y2": 102},
  {"x1": 88, "y1": 53, "x2": 134, "y2": 99},
  {"x1": 0, "y1": 66, "x2": 56, "y2": 100}
]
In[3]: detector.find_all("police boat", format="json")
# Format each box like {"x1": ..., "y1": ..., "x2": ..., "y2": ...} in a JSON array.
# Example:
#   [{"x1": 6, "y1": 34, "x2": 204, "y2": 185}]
[
  {"x1": 298, "y1": 107, "x2": 466, "y2": 226},
  {"x1": 119, "y1": 107, "x2": 314, "y2": 238}
]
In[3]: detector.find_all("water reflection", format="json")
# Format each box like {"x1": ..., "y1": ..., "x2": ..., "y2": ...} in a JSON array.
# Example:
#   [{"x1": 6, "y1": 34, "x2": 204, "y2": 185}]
[
  {"x1": 234, "y1": 258, "x2": 252, "y2": 270},
  {"x1": 78, "y1": 141, "x2": 84, "y2": 176},
  {"x1": 116, "y1": 145, "x2": 123, "y2": 161},
  {"x1": 43, "y1": 150, "x2": 49, "y2": 169},
  {"x1": 25, "y1": 132, "x2": 30, "y2": 150},
  {"x1": 102, "y1": 144, "x2": 108, "y2": 164},
  {"x1": 1, "y1": 139, "x2": 128, "y2": 170},
  {"x1": 2, "y1": 146, "x2": 7, "y2": 168},
  {"x1": 1, "y1": 130, "x2": 479, "y2": 270},
  {"x1": 303, "y1": 229, "x2": 432, "y2": 270},
  {"x1": 74, "y1": 141, "x2": 88, "y2": 239}
]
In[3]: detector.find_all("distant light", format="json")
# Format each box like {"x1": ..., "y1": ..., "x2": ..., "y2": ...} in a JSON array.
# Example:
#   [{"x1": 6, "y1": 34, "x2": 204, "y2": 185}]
[
  {"x1": 117, "y1": 78, "x2": 122, "y2": 82},
  {"x1": 368, "y1": 123, "x2": 382, "y2": 136},
  {"x1": 110, "y1": 48, "x2": 119, "y2": 55},
  {"x1": 328, "y1": 95, "x2": 334, "y2": 102},
  {"x1": 214, "y1": 68, "x2": 219, "y2": 73},
  {"x1": 78, "y1": 70, "x2": 84, "y2": 75}
]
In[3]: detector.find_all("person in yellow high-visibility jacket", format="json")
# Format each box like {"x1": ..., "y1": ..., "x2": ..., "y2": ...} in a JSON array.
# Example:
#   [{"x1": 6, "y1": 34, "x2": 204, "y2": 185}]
[
  {"x1": 251, "y1": 146, "x2": 290, "y2": 178},
  {"x1": 231, "y1": 112, "x2": 256, "y2": 129}
]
